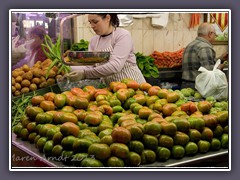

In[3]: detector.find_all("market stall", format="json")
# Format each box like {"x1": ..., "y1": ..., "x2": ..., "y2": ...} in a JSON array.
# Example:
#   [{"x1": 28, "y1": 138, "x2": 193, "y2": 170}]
[
  {"x1": 11, "y1": 81, "x2": 229, "y2": 168},
  {"x1": 11, "y1": 11, "x2": 230, "y2": 169}
]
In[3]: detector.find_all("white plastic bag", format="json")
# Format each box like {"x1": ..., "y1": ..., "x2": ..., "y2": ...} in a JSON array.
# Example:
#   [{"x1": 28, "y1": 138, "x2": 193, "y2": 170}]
[
  {"x1": 151, "y1": 13, "x2": 169, "y2": 28},
  {"x1": 118, "y1": 14, "x2": 133, "y2": 27},
  {"x1": 195, "y1": 59, "x2": 228, "y2": 100}
]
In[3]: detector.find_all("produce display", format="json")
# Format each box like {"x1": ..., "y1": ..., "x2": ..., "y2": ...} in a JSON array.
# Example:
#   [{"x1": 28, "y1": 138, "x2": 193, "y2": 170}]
[
  {"x1": 12, "y1": 59, "x2": 63, "y2": 96},
  {"x1": 12, "y1": 35, "x2": 70, "y2": 97},
  {"x1": 151, "y1": 48, "x2": 185, "y2": 69},
  {"x1": 12, "y1": 79, "x2": 229, "y2": 167}
]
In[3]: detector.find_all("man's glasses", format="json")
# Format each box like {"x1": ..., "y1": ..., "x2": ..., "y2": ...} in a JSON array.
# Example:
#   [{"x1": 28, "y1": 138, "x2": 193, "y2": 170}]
[{"x1": 211, "y1": 32, "x2": 217, "y2": 36}]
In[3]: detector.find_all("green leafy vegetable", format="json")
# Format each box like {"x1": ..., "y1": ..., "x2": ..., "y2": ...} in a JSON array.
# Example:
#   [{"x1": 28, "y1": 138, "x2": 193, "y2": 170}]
[
  {"x1": 135, "y1": 52, "x2": 159, "y2": 78},
  {"x1": 12, "y1": 94, "x2": 33, "y2": 128},
  {"x1": 70, "y1": 39, "x2": 89, "y2": 51},
  {"x1": 41, "y1": 35, "x2": 71, "y2": 79}
]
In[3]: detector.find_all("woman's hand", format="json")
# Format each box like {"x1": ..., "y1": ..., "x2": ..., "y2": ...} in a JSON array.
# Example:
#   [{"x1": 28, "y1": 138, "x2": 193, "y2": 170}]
[
  {"x1": 217, "y1": 64, "x2": 225, "y2": 70},
  {"x1": 64, "y1": 70, "x2": 86, "y2": 82}
]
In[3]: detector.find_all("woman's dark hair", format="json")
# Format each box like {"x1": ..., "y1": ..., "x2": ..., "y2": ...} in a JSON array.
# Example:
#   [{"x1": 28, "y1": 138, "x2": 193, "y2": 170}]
[
  {"x1": 96, "y1": 13, "x2": 119, "y2": 27},
  {"x1": 28, "y1": 26, "x2": 47, "y2": 40}
]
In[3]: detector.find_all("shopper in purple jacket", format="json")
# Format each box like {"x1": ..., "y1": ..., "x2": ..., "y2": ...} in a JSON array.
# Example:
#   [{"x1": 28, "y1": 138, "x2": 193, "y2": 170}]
[{"x1": 68, "y1": 13, "x2": 146, "y2": 85}]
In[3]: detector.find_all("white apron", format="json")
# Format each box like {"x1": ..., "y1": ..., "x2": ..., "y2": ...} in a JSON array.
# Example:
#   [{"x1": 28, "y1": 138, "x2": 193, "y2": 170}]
[{"x1": 95, "y1": 30, "x2": 146, "y2": 85}]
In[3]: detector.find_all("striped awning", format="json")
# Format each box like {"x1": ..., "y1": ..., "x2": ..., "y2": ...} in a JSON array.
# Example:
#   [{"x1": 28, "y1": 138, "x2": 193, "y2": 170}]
[{"x1": 210, "y1": 13, "x2": 228, "y2": 32}]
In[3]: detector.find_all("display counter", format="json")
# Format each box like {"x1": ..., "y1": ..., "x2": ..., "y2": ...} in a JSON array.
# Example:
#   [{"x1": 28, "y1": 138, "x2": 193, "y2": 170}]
[
  {"x1": 145, "y1": 68, "x2": 182, "y2": 87},
  {"x1": 11, "y1": 133, "x2": 229, "y2": 168},
  {"x1": 146, "y1": 66, "x2": 229, "y2": 88}
]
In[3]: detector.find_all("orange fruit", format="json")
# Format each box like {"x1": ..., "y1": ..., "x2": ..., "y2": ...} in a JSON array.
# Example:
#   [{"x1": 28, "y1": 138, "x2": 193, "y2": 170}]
[
  {"x1": 162, "y1": 103, "x2": 178, "y2": 116},
  {"x1": 148, "y1": 86, "x2": 161, "y2": 96},
  {"x1": 125, "y1": 80, "x2": 140, "y2": 90},
  {"x1": 70, "y1": 87, "x2": 84, "y2": 96},
  {"x1": 94, "y1": 89, "x2": 109, "y2": 99},
  {"x1": 61, "y1": 105, "x2": 75, "y2": 113},
  {"x1": 26, "y1": 122, "x2": 37, "y2": 133},
  {"x1": 112, "y1": 82, "x2": 128, "y2": 93},
  {"x1": 166, "y1": 91, "x2": 180, "y2": 103},
  {"x1": 98, "y1": 104, "x2": 113, "y2": 116},
  {"x1": 157, "y1": 89, "x2": 169, "y2": 99},
  {"x1": 40, "y1": 100, "x2": 56, "y2": 111},
  {"x1": 138, "y1": 106, "x2": 153, "y2": 119},
  {"x1": 83, "y1": 85, "x2": 96, "y2": 100},
  {"x1": 60, "y1": 122, "x2": 80, "y2": 137},
  {"x1": 139, "y1": 82, "x2": 152, "y2": 92},
  {"x1": 31, "y1": 95, "x2": 45, "y2": 106},
  {"x1": 73, "y1": 97, "x2": 89, "y2": 109},
  {"x1": 84, "y1": 111, "x2": 103, "y2": 126},
  {"x1": 60, "y1": 112, "x2": 78, "y2": 124},
  {"x1": 111, "y1": 127, "x2": 132, "y2": 144},
  {"x1": 132, "y1": 94, "x2": 146, "y2": 106},
  {"x1": 65, "y1": 95, "x2": 77, "y2": 107},
  {"x1": 54, "y1": 94, "x2": 67, "y2": 109},
  {"x1": 43, "y1": 92, "x2": 56, "y2": 101},
  {"x1": 73, "y1": 109, "x2": 86, "y2": 122}
]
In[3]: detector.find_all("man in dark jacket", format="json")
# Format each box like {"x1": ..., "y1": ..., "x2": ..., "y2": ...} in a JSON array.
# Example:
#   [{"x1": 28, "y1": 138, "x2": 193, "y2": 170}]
[{"x1": 181, "y1": 22, "x2": 228, "y2": 89}]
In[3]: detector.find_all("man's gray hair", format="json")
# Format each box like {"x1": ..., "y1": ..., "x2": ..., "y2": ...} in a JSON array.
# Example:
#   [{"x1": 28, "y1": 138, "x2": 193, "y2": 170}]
[{"x1": 197, "y1": 23, "x2": 214, "y2": 36}]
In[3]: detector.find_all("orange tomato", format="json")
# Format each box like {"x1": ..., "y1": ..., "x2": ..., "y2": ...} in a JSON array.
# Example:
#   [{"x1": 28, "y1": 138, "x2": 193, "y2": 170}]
[
  {"x1": 112, "y1": 82, "x2": 127, "y2": 93},
  {"x1": 73, "y1": 109, "x2": 87, "y2": 122},
  {"x1": 31, "y1": 95, "x2": 45, "y2": 106},
  {"x1": 40, "y1": 100, "x2": 56, "y2": 111},
  {"x1": 125, "y1": 80, "x2": 140, "y2": 90},
  {"x1": 70, "y1": 87, "x2": 84, "y2": 96},
  {"x1": 83, "y1": 85, "x2": 96, "y2": 100},
  {"x1": 139, "y1": 82, "x2": 152, "y2": 92},
  {"x1": 162, "y1": 103, "x2": 178, "y2": 117},
  {"x1": 138, "y1": 106, "x2": 153, "y2": 119},
  {"x1": 98, "y1": 104, "x2": 113, "y2": 116},
  {"x1": 43, "y1": 92, "x2": 56, "y2": 102},
  {"x1": 148, "y1": 86, "x2": 161, "y2": 96},
  {"x1": 94, "y1": 89, "x2": 109, "y2": 99},
  {"x1": 53, "y1": 111, "x2": 65, "y2": 124},
  {"x1": 66, "y1": 95, "x2": 77, "y2": 107},
  {"x1": 84, "y1": 111, "x2": 103, "y2": 126},
  {"x1": 73, "y1": 97, "x2": 89, "y2": 109},
  {"x1": 132, "y1": 94, "x2": 146, "y2": 105},
  {"x1": 116, "y1": 88, "x2": 129, "y2": 102},
  {"x1": 60, "y1": 112, "x2": 78, "y2": 124}
]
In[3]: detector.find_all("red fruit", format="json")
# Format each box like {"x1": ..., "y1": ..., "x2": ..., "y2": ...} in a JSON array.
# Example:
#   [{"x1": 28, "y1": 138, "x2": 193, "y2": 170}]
[
  {"x1": 181, "y1": 102, "x2": 197, "y2": 115},
  {"x1": 126, "y1": 80, "x2": 140, "y2": 90},
  {"x1": 113, "y1": 82, "x2": 127, "y2": 93},
  {"x1": 148, "y1": 86, "x2": 161, "y2": 96},
  {"x1": 111, "y1": 127, "x2": 132, "y2": 144},
  {"x1": 70, "y1": 87, "x2": 84, "y2": 96},
  {"x1": 162, "y1": 103, "x2": 178, "y2": 116}
]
